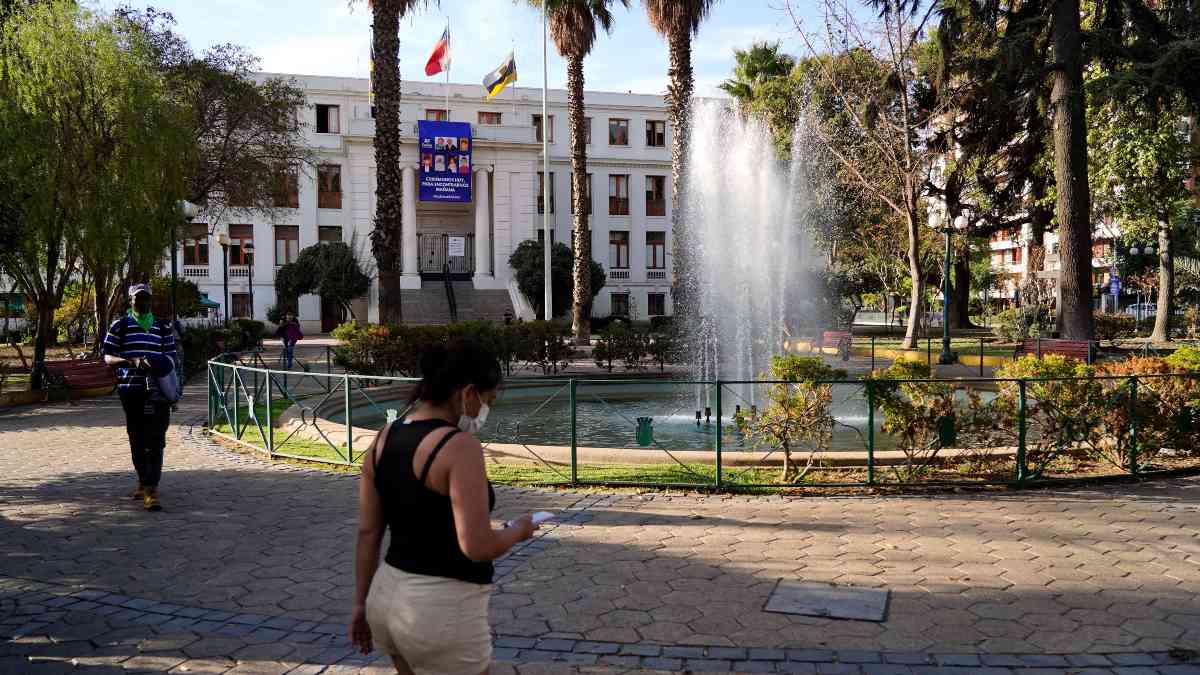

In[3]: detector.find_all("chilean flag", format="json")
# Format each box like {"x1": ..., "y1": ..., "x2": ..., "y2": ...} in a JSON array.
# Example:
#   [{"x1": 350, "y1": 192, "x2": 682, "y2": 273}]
[{"x1": 425, "y1": 27, "x2": 451, "y2": 77}]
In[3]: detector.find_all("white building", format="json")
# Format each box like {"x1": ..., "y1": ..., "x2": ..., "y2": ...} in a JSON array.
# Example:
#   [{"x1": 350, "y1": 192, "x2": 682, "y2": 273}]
[
  {"x1": 985, "y1": 222, "x2": 1121, "y2": 306},
  {"x1": 176, "y1": 74, "x2": 676, "y2": 333}
]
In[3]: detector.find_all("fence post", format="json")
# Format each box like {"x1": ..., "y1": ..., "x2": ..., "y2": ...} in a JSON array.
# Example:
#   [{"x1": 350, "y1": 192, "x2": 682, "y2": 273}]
[
  {"x1": 1129, "y1": 376, "x2": 1139, "y2": 475},
  {"x1": 870, "y1": 336, "x2": 876, "y2": 371},
  {"x1": 206, "y1": 363, "x2": 213, "y2": 428},
  {"x1": 979, "y1": 337, "x2": 985, "y2": 377},
  {"x1": 326, "y1": 347, "x2": 333, "y2": 393},
  {"x1": 1016, "y1": 379, "x2": 1027, "y2": 482},
  {"x1": 569, "y1": 379, "x2": 578, "y2": 486},
  {"x1": 1088, "y1": 341, "x2": 1095, "y2": 364},
  {"x1": 866, "y1": 380, "x2": 875, "y2": 486},
  {"x1": 715, "y1": 381, "x2": 723, "y2": 489},
  {"x1": 265, "y1": 369, "x2": 274, "y2": 457},
  {"x1": 926, "y1": 336, "x2": 932, "y2": 366},
  {"x1": 344, "y1": 374, "x2": 353, "y2": 465},
  {"x1": 1036, "y1": 336, "x2": 1042, "y2": 359},
  {"x1": 232, "y1": 366, "x2": 240, "y2": 440}
]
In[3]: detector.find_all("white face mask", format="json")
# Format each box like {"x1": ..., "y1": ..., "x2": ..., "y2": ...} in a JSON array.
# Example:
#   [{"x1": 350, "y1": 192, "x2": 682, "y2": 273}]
[{"x1": 457, "y1": 390, "x2": 490, "y2": 434}]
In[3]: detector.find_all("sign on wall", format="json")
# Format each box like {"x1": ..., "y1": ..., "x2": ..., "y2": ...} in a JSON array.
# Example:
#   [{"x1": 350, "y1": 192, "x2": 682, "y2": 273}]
[
  {"x1": 448, "y1": 236, "x2": 466, "y2": 257},
  {"x1": 418, "y1": 120, "x2": 472, "y2": 203}
]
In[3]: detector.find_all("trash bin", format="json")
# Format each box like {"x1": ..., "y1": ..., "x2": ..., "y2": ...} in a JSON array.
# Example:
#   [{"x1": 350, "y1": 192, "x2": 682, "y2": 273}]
[{"x1": 636, "y1": 416, "x2": 654, "y2": 446}]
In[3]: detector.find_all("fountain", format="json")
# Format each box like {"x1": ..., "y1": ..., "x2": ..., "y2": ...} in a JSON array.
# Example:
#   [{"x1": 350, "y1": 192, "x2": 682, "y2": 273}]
[{"x1": 683, "y1": 100, "x2": 826, "y2": 402}]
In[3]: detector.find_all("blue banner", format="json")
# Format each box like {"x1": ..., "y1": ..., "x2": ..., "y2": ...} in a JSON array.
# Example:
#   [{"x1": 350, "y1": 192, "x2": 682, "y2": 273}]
[{"x1": 418, "y1": 120, "x2": 472, "y2": 203}]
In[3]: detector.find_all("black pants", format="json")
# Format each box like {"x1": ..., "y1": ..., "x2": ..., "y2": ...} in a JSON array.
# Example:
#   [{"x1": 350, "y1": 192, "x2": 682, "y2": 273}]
[{"x1": 119, "y1": 392, "x2": 170, "y2": 488}]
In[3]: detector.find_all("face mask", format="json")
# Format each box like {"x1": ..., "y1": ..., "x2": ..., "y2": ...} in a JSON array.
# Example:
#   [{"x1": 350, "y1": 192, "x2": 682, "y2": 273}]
[{"x1": 457, "y1": 389, "x2": 490, "y2": 434}]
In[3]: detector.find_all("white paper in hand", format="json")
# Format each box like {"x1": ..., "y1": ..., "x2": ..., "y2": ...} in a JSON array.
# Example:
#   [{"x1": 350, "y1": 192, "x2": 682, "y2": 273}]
[{"x1": 531, "y1": 511, "x2": 556, "y2": 525}]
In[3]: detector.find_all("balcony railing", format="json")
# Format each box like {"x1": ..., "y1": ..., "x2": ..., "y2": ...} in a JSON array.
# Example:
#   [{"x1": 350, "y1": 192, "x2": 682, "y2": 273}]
[
  {"x1": 229, "y1": 265, "x2": 250, "y2": 278},
  {"x1": 609, "y1": 269, "x2": 631, "y2": 280},
  {"x1": 182, "y1": 265, "x2": 209, "y2": 279},
  {"x1": 647, "y1": 270, "x2": 667, "y2": 281}
]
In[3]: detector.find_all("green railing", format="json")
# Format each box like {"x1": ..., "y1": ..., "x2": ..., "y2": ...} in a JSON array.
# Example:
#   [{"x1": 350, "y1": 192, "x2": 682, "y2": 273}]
[{"x1": 205, "y1": 354, "x2": 1200, "y2": 489}]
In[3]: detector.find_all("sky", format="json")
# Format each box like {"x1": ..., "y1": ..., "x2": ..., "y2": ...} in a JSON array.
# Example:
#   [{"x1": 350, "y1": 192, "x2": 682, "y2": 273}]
[{"x1": 85, "y1": 0, "x2": 828, "y2": 98}]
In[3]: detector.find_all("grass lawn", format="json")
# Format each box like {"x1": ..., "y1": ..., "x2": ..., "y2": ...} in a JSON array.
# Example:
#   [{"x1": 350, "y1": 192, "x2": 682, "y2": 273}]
[{"x1": 861, "y1": 337, "x2": 1016, "y2": 357}]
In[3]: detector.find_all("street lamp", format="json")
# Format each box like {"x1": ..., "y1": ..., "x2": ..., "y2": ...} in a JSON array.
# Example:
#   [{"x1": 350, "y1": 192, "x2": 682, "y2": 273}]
[
  {"x1": 243, "y1": 240, "x2": 255, "y2": 321},
  {"x1": 217, "y1": 232, "x2": 230, "y2": 324},
  {"x1": 929, "y1": 210, "x2": 969, "y2": 365},
  {"x1": 173, "y1": 200, "x2": 200, "y2": 324}
]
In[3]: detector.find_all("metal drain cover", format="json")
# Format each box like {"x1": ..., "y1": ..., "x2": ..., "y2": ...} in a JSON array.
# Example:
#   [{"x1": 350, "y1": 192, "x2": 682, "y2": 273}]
[{"x1": 764, "y1": 580, "x2": 890, "y2": 622}]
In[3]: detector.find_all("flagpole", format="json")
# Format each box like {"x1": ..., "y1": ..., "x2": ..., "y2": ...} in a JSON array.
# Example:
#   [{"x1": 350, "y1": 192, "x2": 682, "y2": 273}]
[
  {"x1": 445, "y1": 17, "x2": 450, "y2": 114},
  {"x1": 541, "y1": 2, "x2": 551, "y2": 321}
]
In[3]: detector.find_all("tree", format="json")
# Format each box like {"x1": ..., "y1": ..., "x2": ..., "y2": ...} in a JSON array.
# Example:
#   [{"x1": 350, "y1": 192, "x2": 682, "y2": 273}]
[
  {"x1": 535, "y1": 0, "x2": 628, "y2": 345},
  {"x1": 275, "y1": 242, "x2": 371, "y2": 319},
  {"x1": 509, "y1": 240, "x2": 606, "y2": 318},
  {"x1": 358, "y1": 0, "x2": 436, "y2": 325},
  {"x1": 719, "y1": 41, "x2": 796, "y2": 104},
  {"x1": 0, "y1": 1, "x2": 190, "y2": 384},
  {"x1": 642, "y1": 0, "x2": 720, "y2": 322}
]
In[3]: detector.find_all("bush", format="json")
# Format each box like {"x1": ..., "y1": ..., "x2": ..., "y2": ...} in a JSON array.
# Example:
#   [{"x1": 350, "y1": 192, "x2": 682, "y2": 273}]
[
  {"x1": 992, "y1": 305, "x2": 1051, "y2": 341},
  {"x1": 1093, "y1": 313, "x2": 1135, "y2": 346},
  {"x1": 1166, "y1": 346, "x2": 1200, "y2": 372},
  {"x1": 178, "y1": 326, "x2": 227, "y2": 382},
  {"x1": 590, "y1": 315, "x2": 631, "y2": 333},
  {"x1": 1094, "y1": 356, "x2": 1200, "y2": 469},
  {"x1": 993, "y1": 355, "x2": 1100, "y2": 475}
]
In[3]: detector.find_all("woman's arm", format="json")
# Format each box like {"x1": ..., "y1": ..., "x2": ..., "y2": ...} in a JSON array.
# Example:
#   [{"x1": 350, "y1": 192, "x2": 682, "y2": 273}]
[
  {"x1": 353, "y1": 424, "x2": 391, "y2": 609},
  {"x1": 447, "y1": 435, "x2": 536, "y2": 562}
]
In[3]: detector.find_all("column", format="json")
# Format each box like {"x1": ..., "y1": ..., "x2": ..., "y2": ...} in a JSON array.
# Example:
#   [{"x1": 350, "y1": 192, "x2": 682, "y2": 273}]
[
  {"x1": 402, "y1": 166, "x2": 419, "y2": 278},
  {"x1": 474, "y1": 168, "x2": 491, "y2": 280}
]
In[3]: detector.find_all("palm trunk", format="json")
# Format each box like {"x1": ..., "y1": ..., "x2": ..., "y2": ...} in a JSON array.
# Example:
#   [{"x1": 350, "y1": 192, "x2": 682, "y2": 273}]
[
  {"x1": 567, "y1": 56, "x2": 591, "y2": 345},
  {"x1": 1151, "y1": 213, "x2": 1173, "y2": 343},
  {"x1": 1050, "y1": 0, "x2": 1093, "y2": 340},
  {"x1": 371, "y1": 1, "x2": 403, "y2": 325},
  {"x1": 666, "y1": 29, "x2": 693, "y2": 321}
]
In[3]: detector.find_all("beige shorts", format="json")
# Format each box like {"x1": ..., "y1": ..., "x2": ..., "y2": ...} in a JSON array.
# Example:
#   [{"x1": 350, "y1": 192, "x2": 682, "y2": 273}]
[{"x1": 366, "y1": 562, "x2": 493, "y2": 675}]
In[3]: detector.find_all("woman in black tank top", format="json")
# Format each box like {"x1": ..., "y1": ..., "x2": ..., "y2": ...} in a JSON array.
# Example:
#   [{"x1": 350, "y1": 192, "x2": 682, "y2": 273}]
[{"x1": 350, "y1": 340, "x2": 539, "y2": 675}]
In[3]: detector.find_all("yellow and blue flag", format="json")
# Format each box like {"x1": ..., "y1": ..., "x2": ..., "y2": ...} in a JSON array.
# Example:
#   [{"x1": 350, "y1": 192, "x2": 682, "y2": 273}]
[{"x1": 483, "y1": 52, "x2": 517, "y2": 100}]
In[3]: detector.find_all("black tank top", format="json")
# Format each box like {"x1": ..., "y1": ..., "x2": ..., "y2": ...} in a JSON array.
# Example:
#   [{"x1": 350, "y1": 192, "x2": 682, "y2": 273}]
[{"x1": 376, "y1": 419, "x2": 496, "y2": 585}]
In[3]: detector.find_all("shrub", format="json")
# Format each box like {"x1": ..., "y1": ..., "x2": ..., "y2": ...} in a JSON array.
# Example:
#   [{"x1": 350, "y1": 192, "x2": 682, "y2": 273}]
[
  {"x1": 869, "y1": 360, "x2": 958, "y2": 481},
  {"x1": 1094, "y1": 357, "x2": 1200, "y2": 468},
  {"x1": 178, "y1": 327, "x2": 227, "y2": 382},
  {"x1": 1093, "y1": 312, "x2": 1135, "y2": 346},
  {"x1": 1166, "y1": 346, "x2": 1200, "y2": 373},
  {"x1": 993, "y1": 355, "x2": 1100, "y2": 476},
  {"x1": 992, "y1": 305, "x2": 1051, "y2": 341}
]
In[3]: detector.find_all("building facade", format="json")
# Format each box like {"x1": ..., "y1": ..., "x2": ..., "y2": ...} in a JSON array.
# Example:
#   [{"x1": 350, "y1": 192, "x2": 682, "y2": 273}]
[{"x1": 176, "y1": 74, "x2": 676, "y2": 333}]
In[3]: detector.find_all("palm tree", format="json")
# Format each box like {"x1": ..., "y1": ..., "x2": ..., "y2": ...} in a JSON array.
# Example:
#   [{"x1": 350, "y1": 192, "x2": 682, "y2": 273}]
[
  {"x1": 362, "y1": 0, "x2": 435, "y2": 324},
  {"x1": 533, "y1": 0, "x2": 628, "y2": 344},
  {"x1": 642, "y1": 0, "x2": 719, "y2": 319},
  {"x1": 719, "y1": 41, "x2": 795, "y2": 105}
]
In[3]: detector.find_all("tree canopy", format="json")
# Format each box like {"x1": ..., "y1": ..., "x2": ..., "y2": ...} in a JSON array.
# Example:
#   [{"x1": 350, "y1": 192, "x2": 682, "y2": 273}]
[
  {"x1": 509, "y1": 240, "x2": 606, "y2": 318},
  {"x1": 275, "y1": 242, "x2": 371, "y2": 318}
]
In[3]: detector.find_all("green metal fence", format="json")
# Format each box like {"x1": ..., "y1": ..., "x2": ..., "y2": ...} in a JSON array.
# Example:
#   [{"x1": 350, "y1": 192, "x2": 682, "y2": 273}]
[{"x1": 206, "y1": 353, "x2": 1200, "y2": 489}]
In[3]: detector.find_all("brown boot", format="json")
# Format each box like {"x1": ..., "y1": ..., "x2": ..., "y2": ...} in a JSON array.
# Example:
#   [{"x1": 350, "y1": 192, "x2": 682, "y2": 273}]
[
  {"x1": 143, "y1": 487, "x2": 162, "y2": 512},
  {"x1": 130, "y1": 484, "x2": 146, "y2": 501}
]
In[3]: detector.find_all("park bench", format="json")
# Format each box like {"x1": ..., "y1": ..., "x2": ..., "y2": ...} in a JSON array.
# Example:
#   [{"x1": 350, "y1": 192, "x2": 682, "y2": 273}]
[
  {"x1": 41, "y1": 357, "x2": 116, "y2": 400},
  {"x1": 821, "y1": 331, "x2": 853, "y2": 360},
  {"x1": 1013, "y1": 338, "x2": 1094, "y2": 364}
]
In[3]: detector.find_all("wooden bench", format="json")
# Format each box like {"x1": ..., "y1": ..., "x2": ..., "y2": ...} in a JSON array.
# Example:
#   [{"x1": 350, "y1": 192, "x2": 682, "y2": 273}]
[
  {"x1": 1014, "y1": 338, "x2": 1094, "y2": 363},
  {"x1": 821, "y1": 331, "x2": 853, "y2": 359},
  {"x1": 41, "y1": 358, "x2": 116, "y2": 400}
]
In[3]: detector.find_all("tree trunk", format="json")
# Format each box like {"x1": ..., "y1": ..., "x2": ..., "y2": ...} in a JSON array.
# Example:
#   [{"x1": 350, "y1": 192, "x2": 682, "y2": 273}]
[
  {"x1": 666, "y1": 30, "x2": 693, "y2": 323},
  {"x1": 1151, "y1": 214, "x2": 1173, "y2": 343},
  {"x1": 567, "y1": 56, "x2": 591, "y2": 345},
  {"x1": 949, "y1": 249, "x2": 974, "y2": 329},
  {"x1": 92, "y1": 276, "x2": 111, "y2": 355},
  {"x1": 371, "y1": 1, "x2": 403, "y2": 325},
  {"x1": 31, "y1": 300, "x2": 53, "y2": 390},
  {"x1": 1050, "y1": 0, "x2": 1093, "y2": 340},
  {"x1": 903, "y1": 212, "x2": 923, "y2": 349}
]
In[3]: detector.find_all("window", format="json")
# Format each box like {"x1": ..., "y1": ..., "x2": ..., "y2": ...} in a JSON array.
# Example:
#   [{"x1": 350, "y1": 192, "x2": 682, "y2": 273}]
[
  {"x1": 646, "y1": 232, "x2": 666, "y2": 269},
  {"x1": 647, "y1": 293, "x2": 666, "y2": 317},
  {"x1": 273, "y1": 168, "x2": 299, "y2": 208},
  {"x1": 318, "y1": 164, "x2": 342, "y2": 209},
  {"x1": 610, "y1": 293, "x2": 630, "y2": 317},
  {"x1": 536, "y1": 229, "x2": 556, "y2": 246},
  {"x1": 275, "y1": 225, "x2": 299, "y2": 266},
  {"x1": 571, "y1": 173, "x2": 591, "y2": 215},
  {"x1": 533, "y1": 114, "x2": 554, "y2": 143},
  {"x1": 182, "y1": 224, "x2": 208, "y2": 266},
  {"x1": 609, "y1": 231, "x2": 630, "y2": 269},
  {"x1": 229, "y1": 224, "x2": 254, "y2": 266},
  {"x1": 646, "y1": 175, "x2": 666, "y2": 217},
  {"x1": 1011, "y1": 248, "x2": 1023, "y2": 264},
  {"x1": 608, "y1": 118, "x2": 629, "y2": 146},
  {"x1": 478, "y1": 111, "x2": 502, "y2": 125},
  {"x1": 315, "y1": 104, "x2": 340, "y2": 134},
  {"x1": 584, "y1": 117, "x2": 592, "y2": 144},
  {"x1": 231, "y1": 293, "x2": 251, "y2": 319},
  {"x1": 992, "y1": 252, "x2": 1003, "y2": 266},
  {"x1": 425, "y1": 109, "x2": 448, "y2": 121},
  {"x1": 318, "y1": 226, "x2": 342, "y2": 243},
  {"x1": 646, "y1": 120, "x2": 666, "y2": 147},
  {"x1": 609, "y1": 174, "x2": 630, "y2": 215},
  {"x1": 537, "y1": 172, "x2": 554, "y2": 214}
]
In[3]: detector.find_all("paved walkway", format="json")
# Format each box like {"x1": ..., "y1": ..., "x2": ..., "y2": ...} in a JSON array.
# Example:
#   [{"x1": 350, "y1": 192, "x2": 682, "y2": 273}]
[{"x1": 2, "y1": 385, "x2": 1200, "y2": 674}]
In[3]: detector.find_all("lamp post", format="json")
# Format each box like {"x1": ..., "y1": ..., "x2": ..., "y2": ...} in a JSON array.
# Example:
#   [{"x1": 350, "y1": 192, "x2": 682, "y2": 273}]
[
  {"x1": 217, "y1": 232, "x2": 230, "y2": 324},
  {"x1": 930, "y1": 211, "x2": 969, "y2": 365},
  {"x1": 243, "y1": 240, "x2": 255, "y2": 321},
  {"x1": 173, "y1": 200, "x2": 200, "y2": 324}
]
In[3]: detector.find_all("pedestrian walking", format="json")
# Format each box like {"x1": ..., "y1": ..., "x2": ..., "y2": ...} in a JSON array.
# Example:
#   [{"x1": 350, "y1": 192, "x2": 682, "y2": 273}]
[
  {"x1": 350, "y1": 339, "x2": 539, "y2": 675},
  {"x1": 274, "y1": 311, "x2": 303, "y2": 369},
  {"x1": 102, "y1": 283, "x2": 181, "y2": 512}
]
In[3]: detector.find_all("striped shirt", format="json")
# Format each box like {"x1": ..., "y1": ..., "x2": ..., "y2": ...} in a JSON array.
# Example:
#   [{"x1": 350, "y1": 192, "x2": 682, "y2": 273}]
[{"x1": 102, "y1": 315, "x2": 179, "y2": 394}]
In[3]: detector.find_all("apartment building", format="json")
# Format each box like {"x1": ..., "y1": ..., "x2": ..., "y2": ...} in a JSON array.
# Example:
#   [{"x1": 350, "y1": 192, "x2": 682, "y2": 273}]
[
  {"x1": 175, "y1": 74, "x2": 675, "y2": 332},
  {"x1": 986, "y1": 222, "x2": 1121, "y2": 306}
]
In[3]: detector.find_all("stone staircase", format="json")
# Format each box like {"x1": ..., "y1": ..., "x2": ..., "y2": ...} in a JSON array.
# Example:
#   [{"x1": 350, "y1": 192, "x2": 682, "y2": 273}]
[{"x1": 400, "y1": 281, "x2": 515, "y2": 325}]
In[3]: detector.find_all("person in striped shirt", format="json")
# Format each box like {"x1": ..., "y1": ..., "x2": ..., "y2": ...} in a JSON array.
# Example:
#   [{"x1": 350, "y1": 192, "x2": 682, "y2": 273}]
[{"x1": 102, "y1": 283, "x2": 180, "y2": 512}]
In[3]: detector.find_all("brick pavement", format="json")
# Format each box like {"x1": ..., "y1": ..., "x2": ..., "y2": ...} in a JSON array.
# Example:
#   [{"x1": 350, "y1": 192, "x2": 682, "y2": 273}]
[{"x1": 2, "y1": 386, "x2": 1200, "y2": 673}]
